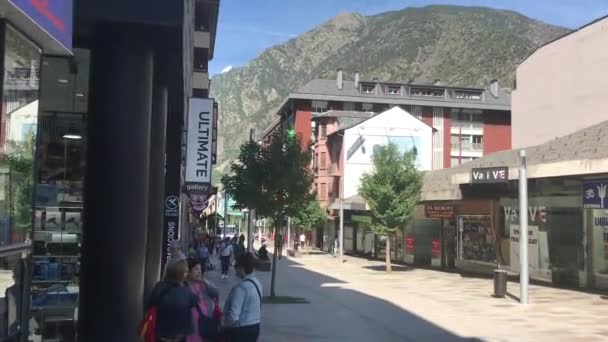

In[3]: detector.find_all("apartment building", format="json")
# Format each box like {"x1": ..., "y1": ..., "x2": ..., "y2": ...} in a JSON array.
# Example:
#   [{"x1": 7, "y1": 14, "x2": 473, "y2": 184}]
[
  {"x1": 512, "y1": 16, "x2": 608, "y2": 148},
  {"x1": 264, "y1": 70, "x2": 511, "y2": 169}
]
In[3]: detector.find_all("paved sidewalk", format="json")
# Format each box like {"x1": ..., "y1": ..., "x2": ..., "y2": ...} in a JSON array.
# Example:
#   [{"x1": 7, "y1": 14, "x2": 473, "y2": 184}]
[{"x1": 289, "y1": 252, "x2": 608, "y2": 342}]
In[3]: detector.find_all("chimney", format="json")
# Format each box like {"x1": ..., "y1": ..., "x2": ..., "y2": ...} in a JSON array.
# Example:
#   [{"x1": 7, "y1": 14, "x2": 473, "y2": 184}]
[
  {"x1": 337, "y1": 68, "x2": 343, "y2": 90},
  {"x1": 354, "y1": 71, "x2": 360, "y2": 88},
  {"x1": 433, "y1": 79, "x2": 441, "y2": 86},
  {"x1": 490, "y1": 79, "x2": 499, "y2": 98}
]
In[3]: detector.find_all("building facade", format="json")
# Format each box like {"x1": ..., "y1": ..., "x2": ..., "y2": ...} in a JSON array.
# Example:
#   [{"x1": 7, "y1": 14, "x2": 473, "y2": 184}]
[
  {"x1": 264, "y1": 70, "x2": 512, "y2": 169},
  {"x1": 421, "y1": 119, "x2": 608, "y2": 291},
  {"x1": 512, "y1": 16, "x2": 608, "y2": 148},
  {"x1": 0, "y1": 1, "x2": 221, "y2": 341}
]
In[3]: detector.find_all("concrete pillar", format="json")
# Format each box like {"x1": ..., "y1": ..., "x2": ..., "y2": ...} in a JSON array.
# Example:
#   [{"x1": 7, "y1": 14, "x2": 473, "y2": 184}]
[
  {"x1": 79, "y1": 26, "x2": 154, "y2": 341},
  {"x1": 144, "y1": 85, "x2": 168, "y2": 299}
]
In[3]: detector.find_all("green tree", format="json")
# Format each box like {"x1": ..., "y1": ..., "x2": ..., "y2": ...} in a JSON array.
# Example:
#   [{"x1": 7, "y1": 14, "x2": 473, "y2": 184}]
[
  {"x1": 222, "y1": 131, "x2": 314, "y2": 296},
  {"x1": 292, "y1": 199, "x2": 327, "y2": 252},
  {"x1": 359, "y1": 143, "x2": 422, "y2": 272}
]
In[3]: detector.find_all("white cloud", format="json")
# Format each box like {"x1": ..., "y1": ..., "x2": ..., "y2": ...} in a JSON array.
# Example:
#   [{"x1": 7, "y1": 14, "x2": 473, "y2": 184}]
[{"x1": 221, "y1": 65, "x2": 233, "y2": 73}]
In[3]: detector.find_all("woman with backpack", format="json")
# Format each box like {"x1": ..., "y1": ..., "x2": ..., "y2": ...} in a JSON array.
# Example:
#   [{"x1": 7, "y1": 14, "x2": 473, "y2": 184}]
[
  {"x1": 144, "y1": 259, "x2": 197, "y2": 342},
  {"x1": 185, "y1": 258, "x2": 221, "y2": 342}
]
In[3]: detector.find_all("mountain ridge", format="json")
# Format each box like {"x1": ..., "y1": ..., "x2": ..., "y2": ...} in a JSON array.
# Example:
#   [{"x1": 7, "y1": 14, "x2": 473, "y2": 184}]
[{"x1": 211, "y1": 5, "x2": 570, "y2": 181}]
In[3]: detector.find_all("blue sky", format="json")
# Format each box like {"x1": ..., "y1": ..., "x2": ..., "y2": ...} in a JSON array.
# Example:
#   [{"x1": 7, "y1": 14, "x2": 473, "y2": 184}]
[{"x1": 210, "y1": 0, "x2": 608, "y2": 75}]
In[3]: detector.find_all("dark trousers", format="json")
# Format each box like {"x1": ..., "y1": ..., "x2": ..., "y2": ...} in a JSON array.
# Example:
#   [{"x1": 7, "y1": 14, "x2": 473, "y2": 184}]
[
  {"x1": 225, "y1": 324, "x2": 260, "y2": 342},
  {"x1": 221, "y1": 256, "x2": 230, "y2": 275}
]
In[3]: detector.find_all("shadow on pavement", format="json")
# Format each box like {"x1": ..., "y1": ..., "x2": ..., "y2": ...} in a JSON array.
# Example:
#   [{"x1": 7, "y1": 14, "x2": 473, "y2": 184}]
[
  {"x1": 362, "y1": 264, "x2": 414, "y2": 272},
  {"x1": 257, "y1": 255, "x2": 483, "y2": 342}
]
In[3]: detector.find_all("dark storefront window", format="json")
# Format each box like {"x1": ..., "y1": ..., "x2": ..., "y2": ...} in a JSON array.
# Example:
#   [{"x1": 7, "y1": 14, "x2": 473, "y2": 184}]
[
  {"x1": 0, "y1": 24, "x2": 41, "y2": 340},
  {"x1": 458, "y1": 215, "x2": 496, "y2": 264},
  {"x1": 500, "y1": 177, "x2": 583, "y2": 284},
  {"x1": 28, "y1": 51, "x2": 89, "y2": 342}
]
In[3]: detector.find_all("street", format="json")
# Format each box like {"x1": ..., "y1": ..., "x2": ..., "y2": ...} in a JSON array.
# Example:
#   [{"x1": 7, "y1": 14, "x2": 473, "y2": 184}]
[{"x1": 206, "y1": 250, "x2": 608, "y2": 342}]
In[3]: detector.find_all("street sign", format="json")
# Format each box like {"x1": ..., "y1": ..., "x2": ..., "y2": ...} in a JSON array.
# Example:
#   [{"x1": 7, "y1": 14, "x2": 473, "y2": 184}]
[
  {"x1": 582, "y1": 180, "x2": 608, "y2": 209},
  {"x1": 424, "y1": 205, "x2": 455, "y2": 219},
  {"x1": 471, "y1": 167, "x2": 508, "y2": 184}
]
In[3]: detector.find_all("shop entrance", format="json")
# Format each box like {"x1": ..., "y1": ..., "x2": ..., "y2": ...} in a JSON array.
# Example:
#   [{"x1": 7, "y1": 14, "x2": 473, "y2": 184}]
[{"x1": 586, "y1": 209, "x2": 608, "y2": 289}]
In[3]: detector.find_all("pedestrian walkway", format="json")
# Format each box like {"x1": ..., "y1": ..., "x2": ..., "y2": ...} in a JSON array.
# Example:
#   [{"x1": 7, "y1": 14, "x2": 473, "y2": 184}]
[{"x1": 286, "y1": 252, "x2": 608, "y2": 342}]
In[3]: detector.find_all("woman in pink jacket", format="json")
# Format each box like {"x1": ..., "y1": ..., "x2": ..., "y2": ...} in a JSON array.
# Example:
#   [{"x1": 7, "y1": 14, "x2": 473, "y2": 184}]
[{"x1": 186, "y1": 258, "x2": 219, "y2": 342}]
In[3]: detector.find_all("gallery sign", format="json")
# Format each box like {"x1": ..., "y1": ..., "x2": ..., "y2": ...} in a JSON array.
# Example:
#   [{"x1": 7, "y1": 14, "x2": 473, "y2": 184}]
[
  {"x1": 9, "y1": 0, "x2": 73, "y2": 50},
  {"x1": 424, "y1": 205, "x2": 455, "y2": 219},
  {"x1": 582, "y1": 181, "x2": 608, "y2": 209},
  {"x1": 186, "y1": 98, "x2": 214, "y2": 184},
  {"x1": 471, "y1": 167, "x2": 508, "y2": 184}
]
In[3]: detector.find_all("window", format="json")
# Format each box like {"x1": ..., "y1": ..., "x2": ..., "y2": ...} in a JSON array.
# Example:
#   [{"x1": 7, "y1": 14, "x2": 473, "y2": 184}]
[
  {"x1": 320, "y1": 183, "x2": 327, "y2": 200},
  {"x1": 362, "y1": 103, "x2": 373, "y2": 112},
  {"x1": 343, "y1": 102, "x2": 355, "y2": 111},
  {"x1": 311, "y1": 100, "x2": 327, "y2": 114},
  {"x1": 320, "y1": 125, "x2": 327, "y2": 139},
  {"x1": 320, "y1": 152, "x2": 327, "y2": 169},
  {"x1": 410, "y1": 87, "x2": 444, "y2": 97},
  {"x1": 361, "y1": 84, "x2": 375, "y2": 94},
  {"x1": 387, "y1": 86, "x2": 400, "y2": 95},
  {"x1": 454, "y1": 90, "x2": 482, "y2": 100}
]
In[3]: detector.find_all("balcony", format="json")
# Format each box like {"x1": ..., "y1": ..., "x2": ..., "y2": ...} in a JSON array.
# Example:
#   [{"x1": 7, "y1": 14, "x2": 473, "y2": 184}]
[
  {"x1": 451, "y1": 142, "x2": 484, "y2": 152},
  {"x1": 451, "y1": 121, "x2": 484, "y2": 130}
]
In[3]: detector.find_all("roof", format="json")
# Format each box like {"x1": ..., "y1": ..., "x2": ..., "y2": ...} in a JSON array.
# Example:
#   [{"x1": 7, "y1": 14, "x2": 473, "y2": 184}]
[
  {"x1": 291, "y1": 79, "x2": 510, "y2": 111},
  {"x1": 422, "y1": 119, "x2": 608, "y2": 201}
]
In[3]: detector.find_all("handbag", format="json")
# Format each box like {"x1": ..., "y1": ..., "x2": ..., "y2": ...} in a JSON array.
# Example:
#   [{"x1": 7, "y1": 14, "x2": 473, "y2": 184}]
[
  {"x1": 138, "y1": 285, "x2": 173, "y2": 342},
  {"x1": 195, "y1": 297, "x2": 221, "y2": 339}
]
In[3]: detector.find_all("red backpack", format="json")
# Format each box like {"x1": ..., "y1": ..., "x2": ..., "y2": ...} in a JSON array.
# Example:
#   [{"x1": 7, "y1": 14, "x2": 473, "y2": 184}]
[{"x1": 138, "y1": 285, "x2": 173, "y2": 342}]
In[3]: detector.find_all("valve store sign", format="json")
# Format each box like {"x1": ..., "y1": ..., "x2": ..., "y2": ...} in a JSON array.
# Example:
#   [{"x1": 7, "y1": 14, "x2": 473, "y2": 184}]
[
  {"x1": 471, "y1": 167, "x2": 509, "y2": 184},
  {"x1": 425, "y1": 205, "x2": 455, "y2": 219}
]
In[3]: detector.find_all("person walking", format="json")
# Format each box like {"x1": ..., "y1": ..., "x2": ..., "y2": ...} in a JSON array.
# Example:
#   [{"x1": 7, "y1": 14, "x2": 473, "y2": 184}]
[
  {"x1": 197, "y1": 243, "x2": 210, "y2": 271},
  {"x1": 234, "y1": 235, "x2": 246, "y2": 259},
  {"x1": 146, "y1": 260, "x2": 197, "y2": 342},
  {"x1": 275, "y1": 233, "x2": 283, "y2": 260},
  {"x1": 220, "y1": 237, "x2": 234, "y2": 279},
  {"x1": 223, "y1": 253, "x2": 262, "y2": 342},
  {"x1": 185, "y1": 258, "x2": 220, "y2": 342}
]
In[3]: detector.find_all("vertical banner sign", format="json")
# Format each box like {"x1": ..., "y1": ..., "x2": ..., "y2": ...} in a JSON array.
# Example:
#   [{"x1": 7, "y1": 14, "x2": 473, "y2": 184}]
[
  {"x1": 163, "y1": 195, "x2": 180, "y2": 265},
  {"x1": 186, "y1": 98, "x2": 213, "y2": 184},
  {"x1": 9, "y1": 0, "x2": 73, "y2": 50},
  {"x1": 212, "y1": 102, "x2": 218, "y2": 165}
]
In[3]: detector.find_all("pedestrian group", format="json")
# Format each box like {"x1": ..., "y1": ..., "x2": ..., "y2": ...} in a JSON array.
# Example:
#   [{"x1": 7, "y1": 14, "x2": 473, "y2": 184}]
[{"x1": 139, "y1": 233, "x2": 263, "y2": 342}]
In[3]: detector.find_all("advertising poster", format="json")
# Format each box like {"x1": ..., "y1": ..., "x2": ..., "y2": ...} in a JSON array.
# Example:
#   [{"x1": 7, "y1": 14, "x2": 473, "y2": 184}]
[{"x1": 509, "y1": 224, "x2": 539, "y2": 274}]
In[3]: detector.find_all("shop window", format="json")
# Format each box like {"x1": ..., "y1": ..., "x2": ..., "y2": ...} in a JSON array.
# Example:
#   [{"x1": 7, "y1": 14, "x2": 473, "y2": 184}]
[{"x1": 457, "y1": 215, "x2": 496, "y2": 264}]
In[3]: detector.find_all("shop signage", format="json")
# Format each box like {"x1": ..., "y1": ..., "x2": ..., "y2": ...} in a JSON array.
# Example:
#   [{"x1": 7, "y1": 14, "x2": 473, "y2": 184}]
[
  {"x1": 212, "y1": 102, "x2": 218, "y2": 165},
  {"x1": 582, "y1": 181, "x2": 608, "y2": 209},
  {"x1": 504, "y1": 206, "x2": 547, "y2": 224},
  {"x1": 424, "y1": 205, "x2": 455, "y2": 219},
  {"x1": 405, "y1": 236, "x2": 415, "y2": 252},
  {"x1": 186, "y1": 98, "x2": 214, "y2": 184},
  {"x1": 471, "y1": 167, "x2": 508, "y2": 184},
  {"x1": 185, "y1": 183, "x2": 213, "y2": 214},
  {"x1": 509, "y1": 224, "x2": 541, "y2": 274},
  {"x1": 163, "y1": 194, "x2": 180, "y2": 263},
  {"x1": 9, "y1": 0, "x2": 73, "y2": 49}
]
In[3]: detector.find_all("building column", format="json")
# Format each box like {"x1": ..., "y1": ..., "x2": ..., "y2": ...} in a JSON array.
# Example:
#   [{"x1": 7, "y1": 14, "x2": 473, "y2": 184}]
[
  {"x1": 144, "y1": 84, "x2": 168, "y2": 299},
  {"x1": 80, "y1": 26, "x2": 154, "y2": 341}
]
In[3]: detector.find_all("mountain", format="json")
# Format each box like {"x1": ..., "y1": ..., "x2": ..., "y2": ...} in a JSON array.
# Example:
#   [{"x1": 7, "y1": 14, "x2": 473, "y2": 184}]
[{"x1": 210, "y1": 5, "x2": 569, "y2": 179}]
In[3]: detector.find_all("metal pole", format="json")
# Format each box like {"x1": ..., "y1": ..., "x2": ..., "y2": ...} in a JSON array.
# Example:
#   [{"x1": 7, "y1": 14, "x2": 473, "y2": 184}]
[
  {"x1": 214, "y1": 193, "x2": 219, "y2": 237},
  {"x1": 223, "y1": 191, "x2": 228, "y2": 239},
  {"x1": 519, "y1": 149, "x2": 529, "y2": 304},
  {"x1": 339, "y1": 199, "x2": 344, "y2": 263},
  {"x1": 247, "y1": 209, "x2": 254, "y2": 252},
  {"x1": 287, "y1": 217, "x2": 291, "y2": 249}
]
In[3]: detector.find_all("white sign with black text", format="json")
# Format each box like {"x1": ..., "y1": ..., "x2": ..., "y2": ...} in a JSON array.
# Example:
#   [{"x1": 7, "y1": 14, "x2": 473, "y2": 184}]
[{"x1": 186, "y1": 98, "x2": 214, "y2": 183}]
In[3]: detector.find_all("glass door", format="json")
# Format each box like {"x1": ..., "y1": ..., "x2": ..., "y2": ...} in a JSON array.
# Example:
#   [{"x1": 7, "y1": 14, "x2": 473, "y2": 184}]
[{"x1": 589, "y1": 209, "x2": 608, "y2": 289}]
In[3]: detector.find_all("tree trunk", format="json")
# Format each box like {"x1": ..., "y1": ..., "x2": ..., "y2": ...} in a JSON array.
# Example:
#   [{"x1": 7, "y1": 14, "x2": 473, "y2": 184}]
[{"x1": 385, "y1": 235, "x2": 392, "y2": 273}]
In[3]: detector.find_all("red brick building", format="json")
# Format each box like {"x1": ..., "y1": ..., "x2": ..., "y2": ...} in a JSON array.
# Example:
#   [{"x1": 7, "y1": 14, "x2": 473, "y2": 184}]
[{"x1": 263, "y1": 70, "x2": 511, "y2": 169}]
